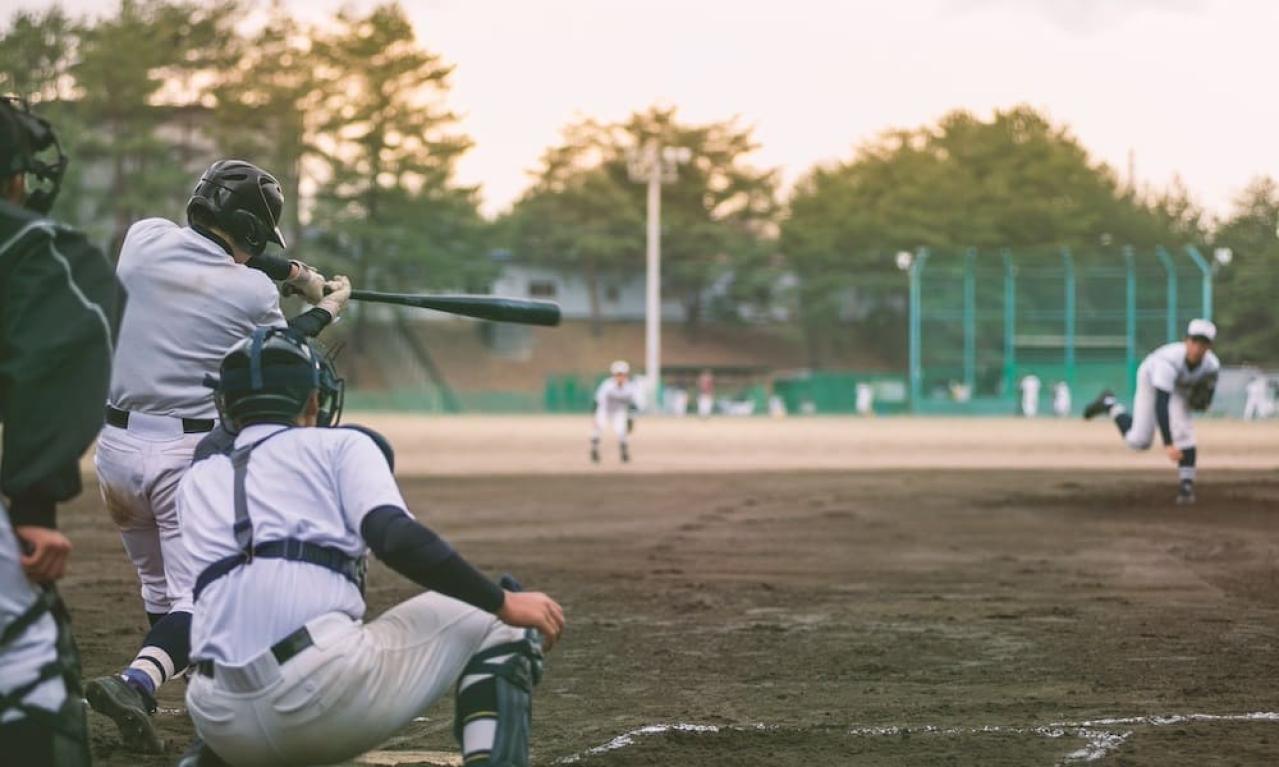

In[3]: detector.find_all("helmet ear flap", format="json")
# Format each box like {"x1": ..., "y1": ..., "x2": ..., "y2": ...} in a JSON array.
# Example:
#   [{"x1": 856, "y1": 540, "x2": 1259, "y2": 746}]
[{"x1": 230, "y1": 209, "x2": 266, "y2": 256}]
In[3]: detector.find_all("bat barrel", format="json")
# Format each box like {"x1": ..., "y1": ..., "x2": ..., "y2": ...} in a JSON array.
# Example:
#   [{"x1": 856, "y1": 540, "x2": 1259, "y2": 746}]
[{"x1": 349, "y1": 290, "x2": 561, "y2": 327}]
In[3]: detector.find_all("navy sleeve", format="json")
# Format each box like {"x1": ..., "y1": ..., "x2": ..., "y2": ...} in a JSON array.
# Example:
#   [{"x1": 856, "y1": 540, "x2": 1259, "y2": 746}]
[
  {"x1": 287, "y1": 307, "x2": 333, "y2": 337},
  {"x1": 360, "y1": 506, "x2": 506, "y2": 613},
  {"x1": 1154, "y1": 388, "x2": 1173, "y2": 446},
  {"x1": 245, "y1": 253, "x2": 294, "y2": 281}
]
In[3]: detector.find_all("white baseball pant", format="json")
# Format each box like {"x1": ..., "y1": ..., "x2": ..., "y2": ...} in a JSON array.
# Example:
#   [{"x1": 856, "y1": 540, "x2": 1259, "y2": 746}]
[
  {"x1": 1124, "y1": 362, "x2": 1195, "y2": 450},
  {"x1": 186, "y1": 593, "x2": 524, "y2": 767},
  {"x1": 592, "y1": 407, "x2": 629, "y2": 445},
  {"x1": 93, "y1": 416, "x2": 204, "y2": 615},
  {"x1": 0, "y1": 509, "x2": 66, "y2": 724}
]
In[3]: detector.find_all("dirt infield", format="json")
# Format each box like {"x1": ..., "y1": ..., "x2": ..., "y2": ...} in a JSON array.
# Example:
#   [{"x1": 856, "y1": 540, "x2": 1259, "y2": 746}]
[{"x1": 58, "y1": 417, "x2": 1279, "y2": 765}]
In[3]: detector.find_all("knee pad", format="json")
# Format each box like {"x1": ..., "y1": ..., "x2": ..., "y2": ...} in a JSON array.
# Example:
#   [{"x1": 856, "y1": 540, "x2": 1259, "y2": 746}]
[{"x1": 453, "y1": 633, "x2": 544, "y2": 767}]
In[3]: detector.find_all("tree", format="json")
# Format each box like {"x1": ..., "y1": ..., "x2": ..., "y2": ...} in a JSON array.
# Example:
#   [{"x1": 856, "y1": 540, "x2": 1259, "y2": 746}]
[
  {"x1": 309, "y1": 2, "x2": 488, "y2": 345},
  {"x1": 503, "y1": 106, "x2": 778, "y2": 336},
  {"x1": 781, "y1": 105, "x2": 1187, "y2": 365},
  {"x1": 68, "y1": 0, "x2": 240, "y2": 253},
  {"x1": 209, "y1": 0, "x2": 317, "y2": 253},
  {"x1": 1212, "y1": 177, "x2": 1279, "y2": 364},
  {"x1": 0, "y1": 6, "x2": 77, "y2": 101}
]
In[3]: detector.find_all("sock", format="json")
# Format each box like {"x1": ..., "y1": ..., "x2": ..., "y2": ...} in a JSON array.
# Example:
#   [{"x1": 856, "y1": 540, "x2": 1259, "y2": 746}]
[
  {"x1": 1113, "y1": 411, "x2": 1132, "y2": 436},
  {"x1": 1178, "y1": 446, "x2": 1197, "y2": 484},
  {"x1": 146, "y1": 611, "x2": 166, "y2": 628},
  {"x1": 126, "y1": 610, "x2": 192, "y2": 697}
]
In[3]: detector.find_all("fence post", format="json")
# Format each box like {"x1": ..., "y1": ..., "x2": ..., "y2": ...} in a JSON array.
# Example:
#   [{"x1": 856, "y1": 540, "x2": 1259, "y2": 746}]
[
  {"x1": 963, "y1": 248, "x2": 976, "y2": 396},
  {"x1": 1061, "y1": 247, "x2": 1076, "y2": 391},
  {"x1": 908, "y1": 247, "x2": 930, "y2": 410},
  {"x1": 1123, "y1": 246, "x2": 1137, "y2": 391},
  {"x1": 1154, "y1": 246, "x2": 1178, "y2": 342},
  {"x1": 1184, "y1": 245, "x2": 1212, "y2": 321},
  {"x1": 1001, "y1": 249, "x2": 1015, "y2": 399}
]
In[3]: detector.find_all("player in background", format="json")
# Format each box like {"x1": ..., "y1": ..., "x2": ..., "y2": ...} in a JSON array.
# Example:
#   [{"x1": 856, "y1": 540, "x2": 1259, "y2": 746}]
[
  {"x1": 697, "y1": 368, "x2": 715, "y2": 418},
  {"x1": 176, "y1": 328, "x2": 563, "y2": 767},
  {"x1": 1052, "y1": 380, "x2": 1072, "y2": 418},
  {"x1": 591, "y1": 360, "x2": 639, "y2": 464},
  {"x1": 1019, "y1": 373, "x2": 1041, "y2": 417},
  {"x1": 86, "y1": 159, "x2": 351, "y2": 753},
  {"x1": 1083, "y1": 319, "x2": 1220, "y2": 505},
  {"x1": 1243, "y1": 372, "x2": 1273, "y2": 420},
  {"x1": 0, "y1": 96, "x2": 122, "y2": 766}
]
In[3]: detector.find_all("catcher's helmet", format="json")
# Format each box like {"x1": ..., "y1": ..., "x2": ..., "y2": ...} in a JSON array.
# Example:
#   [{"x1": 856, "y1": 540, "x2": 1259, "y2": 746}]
[
  {"x1": 214, "y1": 327, "x2": 344, "y2": 431},
  {"x1": 0, "y1": 96, "x2": 68, "y2": 214},
  {"x1": 186, "y1": 160, "x2": 286, "y2": 257}
]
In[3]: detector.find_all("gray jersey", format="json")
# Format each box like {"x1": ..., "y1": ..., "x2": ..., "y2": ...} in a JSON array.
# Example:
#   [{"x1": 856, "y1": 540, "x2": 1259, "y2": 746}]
[
  {"x1": 108, "y1": 219, "x2": 286, "y2": 418},
  {"x1": 595, "y1": 378, "x2": 639, "y2": 412},
  {"x1": 1141, "y1": 342, "x2": 1221, "y2": 393}
]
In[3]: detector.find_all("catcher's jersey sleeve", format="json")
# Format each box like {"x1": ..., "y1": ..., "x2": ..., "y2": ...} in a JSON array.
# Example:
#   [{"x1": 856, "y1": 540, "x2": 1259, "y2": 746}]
[
  {"x1": 0, "y1": 202, "x2": 122, "y2": 527},
  {"x1": 108, "y1": 218, "x2": 286, "y2": 419}
]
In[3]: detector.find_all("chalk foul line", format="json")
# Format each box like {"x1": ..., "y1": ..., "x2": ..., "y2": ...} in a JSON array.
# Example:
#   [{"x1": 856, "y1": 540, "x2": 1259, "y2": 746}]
[{"x1": 556, "y1": 712, "x2": 1279, "y2": 764}]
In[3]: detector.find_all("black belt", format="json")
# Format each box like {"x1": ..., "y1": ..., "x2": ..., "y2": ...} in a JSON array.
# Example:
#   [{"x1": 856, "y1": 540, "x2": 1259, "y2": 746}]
[
  {"x1": 193, "y1": 626, "x2": 314, "y2": 679},
  {"x1": 105, "y1": 405, "x2": 215, "y2": 434}
]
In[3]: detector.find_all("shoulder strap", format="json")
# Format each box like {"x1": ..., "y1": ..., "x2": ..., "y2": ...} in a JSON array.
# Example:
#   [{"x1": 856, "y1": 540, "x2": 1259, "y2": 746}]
[{"x1": 229, "y1": 427, "x2": 293, "y2": 559}]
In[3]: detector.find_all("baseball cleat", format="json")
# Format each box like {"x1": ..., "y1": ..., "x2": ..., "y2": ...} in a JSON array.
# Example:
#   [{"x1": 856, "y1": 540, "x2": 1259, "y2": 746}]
[
  {"x1": 620, "y1": 444, "x2": 630, "y2": 463},
  {"x1": 85, "y1": 675, "x2": 164, "y2": 754},
  {"x1": 1082, "y1": 389, "x2": 1115, "y2": 420},
  {"x1": 1176, "y1": 481, "x2": 1196, "y2": 506},
  {"x1": 590, "y1": 445, "x2": 599, "y2": 464}
]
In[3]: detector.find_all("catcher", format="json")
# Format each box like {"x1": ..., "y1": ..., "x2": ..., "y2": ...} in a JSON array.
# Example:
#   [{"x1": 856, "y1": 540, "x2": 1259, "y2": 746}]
[
  {"x1": 1083, "y1": 319, "x2": 1220, "y2": 504},
  {"x1": 86, "y1": 159, "x2": 350, "y2": 752},
  {"x1": 176, "y1": 327, "x2": 562, "y2": 767},
  {"x1": 0, "y1": 96, "x2": 122, "y2": 765}
]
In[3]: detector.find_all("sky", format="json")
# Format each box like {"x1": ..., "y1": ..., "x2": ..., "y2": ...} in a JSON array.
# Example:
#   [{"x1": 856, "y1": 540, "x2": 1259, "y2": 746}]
[{"x1": 12, "y1": 0, "x2": 1279, "y2": 219}]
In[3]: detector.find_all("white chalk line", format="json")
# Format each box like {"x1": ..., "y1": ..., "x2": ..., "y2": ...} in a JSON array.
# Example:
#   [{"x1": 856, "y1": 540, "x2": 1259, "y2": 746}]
[{"x1": 555, "y1": 712, "x2": 1279, "y2": 764}]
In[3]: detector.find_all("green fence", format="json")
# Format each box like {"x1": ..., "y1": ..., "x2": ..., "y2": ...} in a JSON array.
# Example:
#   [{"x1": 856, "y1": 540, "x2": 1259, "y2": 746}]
[{"x1": 907, "y1": 246, "x2": 1213, "y2": 413}]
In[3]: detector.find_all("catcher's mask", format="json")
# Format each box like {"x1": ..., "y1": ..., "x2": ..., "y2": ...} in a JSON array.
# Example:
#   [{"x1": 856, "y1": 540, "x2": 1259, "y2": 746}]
[
  {"x1": 0, "y1": 96, "x2": 68, "y2": 214},
  {"x1": 210, "y1": 327, "x2": 344, "y2": 432}
]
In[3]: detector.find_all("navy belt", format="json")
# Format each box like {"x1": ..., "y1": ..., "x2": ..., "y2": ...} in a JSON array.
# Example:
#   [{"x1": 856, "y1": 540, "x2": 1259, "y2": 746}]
[
  {"x1": 193, "y1": 626, "x2": 313, "y2": 678},
  {"x1": 105, "y1": 405, "x2": 214, "y2": 434}
]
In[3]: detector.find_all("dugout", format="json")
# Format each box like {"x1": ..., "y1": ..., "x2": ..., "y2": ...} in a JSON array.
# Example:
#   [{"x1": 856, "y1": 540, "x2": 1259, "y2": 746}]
[{"x1": 906, "y1": 246, "x2": 1215, "y2": 414}]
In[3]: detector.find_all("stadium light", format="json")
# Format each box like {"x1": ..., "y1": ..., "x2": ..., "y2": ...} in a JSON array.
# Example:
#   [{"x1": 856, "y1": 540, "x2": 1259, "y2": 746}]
[{"x1": 627, "y1": 139, "x2": 691, "y2": 410}]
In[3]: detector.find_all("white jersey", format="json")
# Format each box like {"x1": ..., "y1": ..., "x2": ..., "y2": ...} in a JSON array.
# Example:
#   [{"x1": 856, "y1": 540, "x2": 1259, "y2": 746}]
[
  {"x1": 179, "y1": 424, "x2": 407, "y2": 664},
  {"x1": 109, "y1": 218, "x2": 286, "y2": 418},
  {"x1": 1141, "y1": 342, "x2": 1221, "y2": 393},
  {"x1": 595, "y1": 378, "x2": 639, "y2": 413}
]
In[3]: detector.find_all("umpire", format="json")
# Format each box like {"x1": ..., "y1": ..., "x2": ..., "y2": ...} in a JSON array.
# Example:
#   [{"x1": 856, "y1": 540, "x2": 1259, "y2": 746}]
[{"x1": 0, "y1": 96, "x2": 123, "y2": 764}]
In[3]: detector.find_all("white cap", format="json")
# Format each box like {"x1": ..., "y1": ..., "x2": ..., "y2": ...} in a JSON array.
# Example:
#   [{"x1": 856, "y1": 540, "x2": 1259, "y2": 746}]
[
  {"x1": 610, "y1": 360, "x2": 630, "y2": 375},
  {"x1": 1187, "y1": 319, "x2": 1216, "y2": 342}
]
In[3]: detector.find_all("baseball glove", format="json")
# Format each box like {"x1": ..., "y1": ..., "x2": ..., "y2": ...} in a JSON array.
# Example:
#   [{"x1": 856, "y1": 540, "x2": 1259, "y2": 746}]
[{"x1": 1188, "y1": 372, "x2": 1217, "y2": 411}]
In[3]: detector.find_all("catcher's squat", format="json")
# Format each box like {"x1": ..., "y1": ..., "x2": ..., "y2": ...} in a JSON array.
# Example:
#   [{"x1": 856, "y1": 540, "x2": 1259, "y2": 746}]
[
  {"x1": 1083, "y1": 319, "x2": 1220, "y2": 504},
  {"x1": 175, "y1": 328, "x2": 563, "y2": 767},
  {"x1": 590, "y1": 360, "x2": 639, "y2": 464},
  {"x1": 0, "y1": 96, "x2": 122, "y2": 766},
  {"x1": 87, "y1": 159, "x2": 351, "y2": 752}
]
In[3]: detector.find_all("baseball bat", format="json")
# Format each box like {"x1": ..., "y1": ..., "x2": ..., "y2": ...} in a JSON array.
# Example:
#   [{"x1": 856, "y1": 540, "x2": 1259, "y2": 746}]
[{"x1": 349, "y1": 290, "x2": 562, "y2": 326}]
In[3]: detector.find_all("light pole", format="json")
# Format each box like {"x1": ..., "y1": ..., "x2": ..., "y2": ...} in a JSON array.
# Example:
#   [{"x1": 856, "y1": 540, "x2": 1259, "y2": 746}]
[{"x1": 627, "y1": 139, "x2": 691, "y2": 411}]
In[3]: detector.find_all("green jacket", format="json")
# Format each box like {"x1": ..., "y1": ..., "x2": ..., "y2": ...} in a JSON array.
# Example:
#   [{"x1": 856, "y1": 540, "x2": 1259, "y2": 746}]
[{"x1": 0, "y1": 199, "x2": 123, "y2": 528}]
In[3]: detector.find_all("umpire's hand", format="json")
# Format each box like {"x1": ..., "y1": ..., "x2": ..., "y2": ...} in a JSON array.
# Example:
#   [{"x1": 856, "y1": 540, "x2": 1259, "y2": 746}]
[
  {"x1": 15, "y1": 526, "x2": 72, "y2": 583},
  {"x1": 498, "y1": 591, "x2": 565, "y2": 651}
]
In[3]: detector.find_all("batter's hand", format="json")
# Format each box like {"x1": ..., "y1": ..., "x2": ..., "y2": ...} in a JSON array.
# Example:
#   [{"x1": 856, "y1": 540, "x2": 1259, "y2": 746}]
[
  {"x1": 285, "y1": 261, "x2": 328, "y2": 304},
  {"x1": 318, "y1": 275, "x2": 351, "y2": 317},
  {"x1": 1165, "y1": 445, "x2": 1183, "y2": 463},
  {"x1": 15, "y1": 526, "x2": 72, "y2": 584},
  {"x1": 498, "y1": 591, "x2": 565, "y2": 651}
]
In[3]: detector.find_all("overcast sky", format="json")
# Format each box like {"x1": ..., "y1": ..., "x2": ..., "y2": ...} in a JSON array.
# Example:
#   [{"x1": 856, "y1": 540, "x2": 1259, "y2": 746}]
[{"x1": 13, "y1": 0, "x2": 1278, "y2": 218}]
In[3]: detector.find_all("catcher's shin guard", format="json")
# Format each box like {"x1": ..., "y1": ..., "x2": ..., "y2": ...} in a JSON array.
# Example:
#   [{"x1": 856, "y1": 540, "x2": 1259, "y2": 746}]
[{"x1": 454, "y1": 577, "x2": 545, "y2": 767}]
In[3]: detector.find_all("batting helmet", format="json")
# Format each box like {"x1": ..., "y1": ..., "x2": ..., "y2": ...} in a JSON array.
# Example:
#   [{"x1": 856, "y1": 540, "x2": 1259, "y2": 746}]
[
  {"x1": 0, "y1": 96, "x2": 68, "y2": 214},
  {"x1": 214, "y1": 327, "x2": 344, "y2": 431},
  {"x1": 186, "y1": 159, "x2": 286, "y2": 257}
]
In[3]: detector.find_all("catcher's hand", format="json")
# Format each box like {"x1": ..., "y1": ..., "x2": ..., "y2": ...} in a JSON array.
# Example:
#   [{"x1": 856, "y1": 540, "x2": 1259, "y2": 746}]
[
  {"x1": 318, "y1": 275, "x2": 351, "y2": 317},
  {"x1": 284, "y1": 260, "x2": 327, "y2": 303}
]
